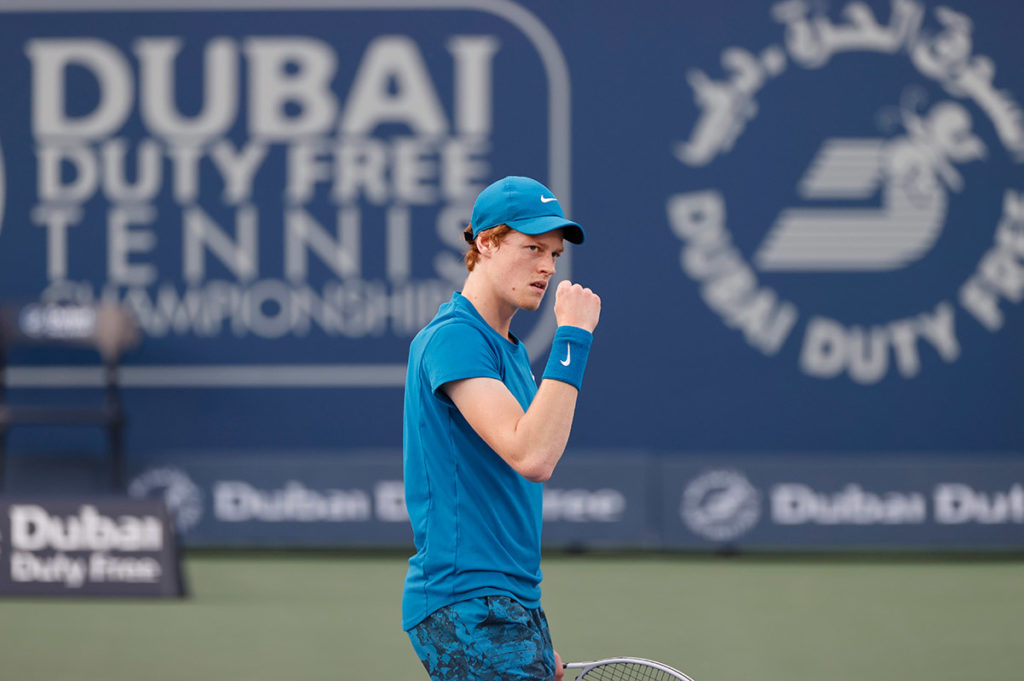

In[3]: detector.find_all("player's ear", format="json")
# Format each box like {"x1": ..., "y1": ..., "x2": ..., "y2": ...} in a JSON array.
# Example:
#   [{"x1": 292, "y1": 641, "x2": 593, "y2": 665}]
[{"x1": 477, "y1": 232, "x2": 497, "y2": 256}]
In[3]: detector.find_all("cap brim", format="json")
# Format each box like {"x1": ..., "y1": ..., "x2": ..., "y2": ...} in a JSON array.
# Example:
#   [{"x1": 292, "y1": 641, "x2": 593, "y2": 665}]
[{"x1": 506, "y1": 215, "x2": 586, "y2": 244}]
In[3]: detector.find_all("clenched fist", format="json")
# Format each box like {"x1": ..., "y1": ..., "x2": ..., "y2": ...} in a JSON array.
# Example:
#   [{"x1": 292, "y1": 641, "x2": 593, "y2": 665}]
[{"x1": 553, "y1": 280, "x2": 601, "y2": 333}]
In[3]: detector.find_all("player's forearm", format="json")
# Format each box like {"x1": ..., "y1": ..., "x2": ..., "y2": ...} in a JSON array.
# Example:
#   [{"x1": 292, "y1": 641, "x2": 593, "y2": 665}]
[
  {"x1": 505, "y1": 322, "x2": 594, "y2": 481},
  {"x1": 507, "y1": 379, "x2": 580, "y2": 482}
]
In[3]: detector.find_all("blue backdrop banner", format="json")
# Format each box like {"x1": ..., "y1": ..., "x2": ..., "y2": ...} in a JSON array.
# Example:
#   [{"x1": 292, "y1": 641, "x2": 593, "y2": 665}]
[{"x1": 0, "y1": 1, "x2": 1022, "y2": 549}]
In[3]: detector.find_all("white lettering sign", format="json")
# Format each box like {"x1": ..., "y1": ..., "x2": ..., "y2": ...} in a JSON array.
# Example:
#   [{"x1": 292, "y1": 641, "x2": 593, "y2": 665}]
[{"x1": 10, "y1": 504, "x2": 164, "y2": 552}]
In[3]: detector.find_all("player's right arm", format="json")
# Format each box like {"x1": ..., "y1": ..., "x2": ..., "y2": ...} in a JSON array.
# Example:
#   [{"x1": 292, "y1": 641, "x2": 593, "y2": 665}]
[{"x1": 443, "y1": 281, "x2": 600, "y2": 483}]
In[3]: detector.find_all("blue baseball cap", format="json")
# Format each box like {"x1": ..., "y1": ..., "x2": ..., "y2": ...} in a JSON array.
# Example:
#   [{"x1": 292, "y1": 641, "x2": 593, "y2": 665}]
[{"x1": 467, "y1": 176, "x2": 586, "y2": 244}]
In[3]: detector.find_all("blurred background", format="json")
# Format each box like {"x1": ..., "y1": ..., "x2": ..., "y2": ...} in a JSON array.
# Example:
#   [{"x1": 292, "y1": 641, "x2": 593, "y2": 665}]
[{"x1": 0, "y1": 0, "x2": 1021, "y2": 679}]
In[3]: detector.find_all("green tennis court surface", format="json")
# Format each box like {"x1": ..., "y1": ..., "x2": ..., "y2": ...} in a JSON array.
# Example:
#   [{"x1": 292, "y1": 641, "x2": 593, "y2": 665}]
[{"x1": 2, "y1": 553, "x2": 1020, "y2": 681}]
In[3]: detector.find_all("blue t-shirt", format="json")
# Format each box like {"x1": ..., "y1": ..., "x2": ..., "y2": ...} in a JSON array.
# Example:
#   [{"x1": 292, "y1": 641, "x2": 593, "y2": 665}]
[{"x1": 402, "y1": 292, "x2": 543, "y2": 631}]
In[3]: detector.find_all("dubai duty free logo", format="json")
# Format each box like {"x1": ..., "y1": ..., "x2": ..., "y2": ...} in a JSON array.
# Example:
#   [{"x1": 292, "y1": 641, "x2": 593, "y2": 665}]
[
  {"x1": 667, "y1": 0, "x2": 1024, "y2": 384},
  {"x1": 681, "y1": 469, "x2": 762, "y2": 542},
  {"x1": 129, "y1": 467, "x2": 204, "y2": 534},
  {"x1": 5, "y1": 1, "x2": 573, "y2": 388}
]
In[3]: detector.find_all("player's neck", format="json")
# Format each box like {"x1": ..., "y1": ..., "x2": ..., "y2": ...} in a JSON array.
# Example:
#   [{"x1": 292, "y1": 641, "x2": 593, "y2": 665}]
[{"x1": 461, "y1": 273, "x2": 517, "y2": 341}]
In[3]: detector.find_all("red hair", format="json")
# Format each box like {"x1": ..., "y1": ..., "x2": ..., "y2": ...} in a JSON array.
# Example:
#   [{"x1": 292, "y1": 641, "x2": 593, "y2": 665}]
[{"x1": 464, "y1": 224, "x2": 514, "y2": 271}]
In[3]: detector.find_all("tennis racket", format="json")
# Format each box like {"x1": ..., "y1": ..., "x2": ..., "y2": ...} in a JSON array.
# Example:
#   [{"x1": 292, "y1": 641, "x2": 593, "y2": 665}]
[{"x1": 564, "y1": 657, "x2": 695, "y2": 681}]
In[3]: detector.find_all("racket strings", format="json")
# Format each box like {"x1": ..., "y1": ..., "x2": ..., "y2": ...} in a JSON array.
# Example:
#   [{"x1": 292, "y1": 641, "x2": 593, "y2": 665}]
[{"x1": 578, "y1": 662, "x2": 684, "y2": 681}]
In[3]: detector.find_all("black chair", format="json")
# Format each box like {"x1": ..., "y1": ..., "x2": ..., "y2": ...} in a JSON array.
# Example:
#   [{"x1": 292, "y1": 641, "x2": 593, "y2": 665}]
[{"x1": 0, "y1": 302, "x2": 141, "y2": 491}]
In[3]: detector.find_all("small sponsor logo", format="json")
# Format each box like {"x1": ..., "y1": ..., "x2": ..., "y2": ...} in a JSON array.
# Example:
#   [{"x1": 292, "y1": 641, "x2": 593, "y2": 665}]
[
  {"x1": 1, "y1": 502, "x2": 172, "y2": 592},
  {"x1": 129, "y1": 467, "x2": 204, "y2": 533},
  {"x1": 681, "y1": 469, "x2": 761, "y2": 541}
]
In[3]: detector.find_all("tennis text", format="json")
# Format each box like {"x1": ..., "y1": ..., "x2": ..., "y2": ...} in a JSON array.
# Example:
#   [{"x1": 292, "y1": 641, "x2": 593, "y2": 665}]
[{"x1": 27, "y1": 34, "x2": 501, "y2": 341}]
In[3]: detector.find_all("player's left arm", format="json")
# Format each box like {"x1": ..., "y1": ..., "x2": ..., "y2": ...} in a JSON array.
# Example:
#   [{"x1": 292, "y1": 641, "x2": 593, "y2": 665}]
[
  {"x1": 444, "y1": 373, "x2": 580, "y2": 482},
  {"x1": 444, "y1": 281, "x2": 600, "y2": 483}
]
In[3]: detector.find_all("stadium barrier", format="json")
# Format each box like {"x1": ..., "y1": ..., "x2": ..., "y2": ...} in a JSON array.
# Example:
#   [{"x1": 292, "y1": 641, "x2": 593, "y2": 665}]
[{"x1": 119, "y1": 451, "x2": 1024, "y2": 551}]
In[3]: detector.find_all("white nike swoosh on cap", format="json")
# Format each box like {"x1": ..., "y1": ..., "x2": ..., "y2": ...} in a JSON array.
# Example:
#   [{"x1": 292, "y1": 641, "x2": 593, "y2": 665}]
[{"x1": 540, "y1": 196, "x2": 557, "y2": 203}]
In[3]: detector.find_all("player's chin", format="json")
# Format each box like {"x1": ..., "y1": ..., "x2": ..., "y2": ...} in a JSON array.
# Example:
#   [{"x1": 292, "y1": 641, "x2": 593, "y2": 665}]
[{"x1": 521, "y1": 288, "x2": 546, "y2": 310}]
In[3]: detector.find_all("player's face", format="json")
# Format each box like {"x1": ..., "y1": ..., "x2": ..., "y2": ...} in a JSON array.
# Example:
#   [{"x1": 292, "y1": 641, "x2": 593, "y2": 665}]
[{"x1": 489, "y1": 229, "x2": 564, "y2": 311}]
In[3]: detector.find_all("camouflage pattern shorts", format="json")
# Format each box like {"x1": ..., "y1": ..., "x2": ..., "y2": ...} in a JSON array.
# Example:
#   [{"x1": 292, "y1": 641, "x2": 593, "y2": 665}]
[{"x1": 408, "y1": 595, "x2": 555, "y2": 681}]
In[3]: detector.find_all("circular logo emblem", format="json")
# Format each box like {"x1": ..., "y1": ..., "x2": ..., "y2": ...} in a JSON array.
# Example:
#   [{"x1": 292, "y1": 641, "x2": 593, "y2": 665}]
[
  {"x1": 669, "y1": 2, "x2": 1024, "y2": 385},
  {"x1": 681, "y1": 469, "x2": 761, "y2": 541},
  {"x1": 128, "y1": 467, "x2": 204, "y2": 533}
]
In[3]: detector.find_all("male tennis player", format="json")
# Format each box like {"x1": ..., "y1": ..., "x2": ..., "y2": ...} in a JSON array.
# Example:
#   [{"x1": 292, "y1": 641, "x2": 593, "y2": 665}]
[{"x1": 402, "y1": 176, "x2": 600, "y2": 681}]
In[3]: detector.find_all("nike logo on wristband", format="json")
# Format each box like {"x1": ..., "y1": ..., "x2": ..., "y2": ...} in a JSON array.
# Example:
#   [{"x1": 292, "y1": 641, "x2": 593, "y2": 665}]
[{"x1": 560, "y1": 344, "x2": 571, "y2": 366}]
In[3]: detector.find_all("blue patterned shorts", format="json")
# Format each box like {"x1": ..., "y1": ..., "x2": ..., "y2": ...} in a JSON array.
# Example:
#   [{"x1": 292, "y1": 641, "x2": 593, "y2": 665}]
[{"x1": 408, "y1": 595, "x2": 555, "y2": 681}]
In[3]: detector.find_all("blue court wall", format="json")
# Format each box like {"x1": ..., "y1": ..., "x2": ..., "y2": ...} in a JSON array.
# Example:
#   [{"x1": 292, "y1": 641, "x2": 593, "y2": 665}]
[{"x1": 0, "y1": 0, "x2": 1021, "y2": 548}]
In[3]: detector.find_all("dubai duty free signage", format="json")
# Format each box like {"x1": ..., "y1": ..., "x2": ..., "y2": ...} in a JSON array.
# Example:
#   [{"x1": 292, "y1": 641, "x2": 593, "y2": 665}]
[
  {"x1": 0, "y1": 496, "x2": 185, "y2": 597},
  {"x1": 667, "y1": 0, "x2": 1024, "y2": 385},
  {"x1": 0, "y1": 0, "x2": 573, "y2": 388}
]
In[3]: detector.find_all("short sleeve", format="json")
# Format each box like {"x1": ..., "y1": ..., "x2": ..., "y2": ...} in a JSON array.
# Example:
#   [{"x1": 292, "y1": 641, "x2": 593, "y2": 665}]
[{"x1": 422, "y1": 322, "x2": 501, "y2": 394}]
